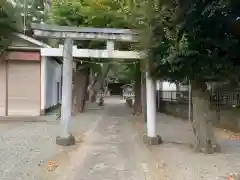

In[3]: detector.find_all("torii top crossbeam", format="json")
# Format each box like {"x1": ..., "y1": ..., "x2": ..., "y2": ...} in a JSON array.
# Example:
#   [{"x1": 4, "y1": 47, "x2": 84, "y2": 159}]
[{"x1": 31, "y1": 23, "x2": 139, "y2": 42}]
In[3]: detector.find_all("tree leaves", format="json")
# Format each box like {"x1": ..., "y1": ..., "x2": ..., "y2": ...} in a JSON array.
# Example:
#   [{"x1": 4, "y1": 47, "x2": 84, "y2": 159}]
[
  {"x1": 49, "y1": 0, "x2": 139, "y2": 78},
  {"x1": 0, "y1": 0, "x2": 45, "y2": 55},
  {"x1": 141, "y1": 0, "x2": 240, "y2": 84},
  {"x1": 0, "y1": 0, "x2": 22, "y2": 55}
]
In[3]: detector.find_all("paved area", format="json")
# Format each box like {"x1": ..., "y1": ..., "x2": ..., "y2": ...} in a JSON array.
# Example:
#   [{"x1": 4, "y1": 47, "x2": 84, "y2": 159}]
[
  {"x1": 0, "y1": 97, "x2": 159, "y2": 180},
  {"x1": 0, "y1": 104, "x2": 105, "y2": 180},
  {"x1": 74, "y1": 100, "x2": 145, "y2": 180},
  {"x1": 6, "y1": 96, "x2": 239, "y2": 180},
  {"x1": 44, "y1": 97, "x2": 159, "y2": 180},
  {"x1": 141, "y1": 113, "x2": 240, "y2": 180}
]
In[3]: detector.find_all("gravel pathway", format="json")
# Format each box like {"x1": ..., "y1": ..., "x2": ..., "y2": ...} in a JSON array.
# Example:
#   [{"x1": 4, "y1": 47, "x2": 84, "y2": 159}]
[
  {"x1": 0, "y1": 111, "x2": 99, "y2": 180},
  {"x1": 73, "y1": 102, "x2": 146, "y2": 180},
  {"x1": 43, "y1": 97, "x2": 159, "y2": 180},
  {"x1": 5, "y1": 97, "x2": 235, "y2": 180}
]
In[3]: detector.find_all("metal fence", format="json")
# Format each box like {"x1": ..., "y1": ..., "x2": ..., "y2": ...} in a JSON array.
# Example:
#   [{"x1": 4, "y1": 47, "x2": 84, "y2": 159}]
[
  {"x1": 97, "y1": 90, "x2": 111, "y2": 97},
  {"x1": 210, "y1": 91, "x2": 240, "y2": 108},
  {"x1": 157, "y1": 90, "x2": 240, "y2": 108},
  {"x1": 122, "y1": 92, "x2": 135, "y2": 99},
  {"x1": 157, "y1": 90, "x2": 189, "y2": 103}
]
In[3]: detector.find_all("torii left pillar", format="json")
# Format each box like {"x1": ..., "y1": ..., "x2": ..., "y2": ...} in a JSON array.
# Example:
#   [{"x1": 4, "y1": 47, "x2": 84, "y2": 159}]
[{"x1": 56, "y1": 38, "x2": 76, "y2": 146}]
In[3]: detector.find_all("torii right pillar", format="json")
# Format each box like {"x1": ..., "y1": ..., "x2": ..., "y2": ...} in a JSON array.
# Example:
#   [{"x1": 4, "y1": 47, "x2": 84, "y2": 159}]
[{"x1": 143, "y1": 71, "x2": 163, "y2": 145}]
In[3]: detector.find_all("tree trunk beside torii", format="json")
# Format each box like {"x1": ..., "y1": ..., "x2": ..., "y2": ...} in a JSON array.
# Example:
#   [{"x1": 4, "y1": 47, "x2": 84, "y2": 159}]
[
  {"x1": 133, "y1": 63, "x2": 142, "y2": 115},
  {"x1": 72, "y1": 63, "x2": 109, "y2": 113},
  {"x1": 88, "y1": 64, "x2": 111, "y2": 104}
]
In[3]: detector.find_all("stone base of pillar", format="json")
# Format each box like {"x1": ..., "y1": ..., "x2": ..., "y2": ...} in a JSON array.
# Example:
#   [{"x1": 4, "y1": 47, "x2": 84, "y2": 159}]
[
  {"x1": 143, "y1": 135, "x2": 163, "y2": 145},
  {"x1": 56, "y1": 134, "x2": 76, "y2": 146}
]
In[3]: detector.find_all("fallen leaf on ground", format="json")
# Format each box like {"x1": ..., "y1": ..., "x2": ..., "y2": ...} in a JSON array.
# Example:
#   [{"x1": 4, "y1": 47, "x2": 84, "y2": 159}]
[{"x1": 47, "y1": 160, "x2": 59, "y2": 172}]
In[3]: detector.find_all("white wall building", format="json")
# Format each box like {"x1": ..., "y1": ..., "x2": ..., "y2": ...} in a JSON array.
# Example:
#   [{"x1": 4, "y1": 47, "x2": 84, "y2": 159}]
[
  {"x1": 156, "y1": 81, "x2": 188, "y2": 101},
  {"x1": 0, "y1": 33, "x2": 62, "y2": 117},
  {"x1": 42, "y1": 56, "x2": 62, "y2": 112}
]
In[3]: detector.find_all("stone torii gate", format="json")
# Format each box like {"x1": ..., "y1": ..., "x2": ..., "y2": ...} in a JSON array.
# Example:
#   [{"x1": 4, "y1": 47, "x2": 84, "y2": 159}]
[{"x1": 31, "y1": 23, "x2": 161, "y2": 146}]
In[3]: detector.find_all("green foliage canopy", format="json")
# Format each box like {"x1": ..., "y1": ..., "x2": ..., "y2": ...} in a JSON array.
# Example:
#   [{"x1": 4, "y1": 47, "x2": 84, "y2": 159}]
[
  {"x1": 146, "y1": 0, "x2": 240, "y2": 84},
  {"x1": 48, "y1": 0, "x2": 139, "y2": 77},
  {"x1": 0, "y1": 0, "x2": 45, "y2": 55},
  {"x1": 0, "y1": 0, "x2": 21, "y2": 55}
]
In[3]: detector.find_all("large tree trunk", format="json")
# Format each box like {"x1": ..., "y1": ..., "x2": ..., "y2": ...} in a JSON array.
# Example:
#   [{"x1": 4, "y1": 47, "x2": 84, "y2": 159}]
[
  {"x1": 141, "y1": 72, "x2": 147, "y2": 122},
  {"x1": 75, "y1": 69, "x2": 89, "y2": 113},
  {"x1": 72, "y1": 63, "x2": 79, "y2": 114},
  {"x1": 133, "y1": 64, "x2": 142, "y2": 116},
  {"x1": 72, "y1": 69, "x2": 77, "y2": 114},
  {"x1": 85, "y1": 69, "x2": 90, "y2": 102},
  {"x1": 188, "y1": 82, "x2": 195, "y2": 135},
  {"x1": 192, "y1": 81, "x2": 221, "y2": 153},
  {"x1": 88, "y1": 69, "x2": 94, "y2": 101},
  {"x1": 89, "y1": 65, "x2": 110, "y2": 104},
  {"x1": 89, "y1": 77, "x2": 99, "y2": 103},
  {"x1": 176, "y1": 83, "x2": 180, "y2": 101},
  {"x1": 210, "y1": 89, "x2": 220, "y2": 126},
  {"x1": 89, "y1": 75, "x2": 99, "y2": 103},
  {"x1": 90, "y1": 90, "x2": 98, "y2": 102}
]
